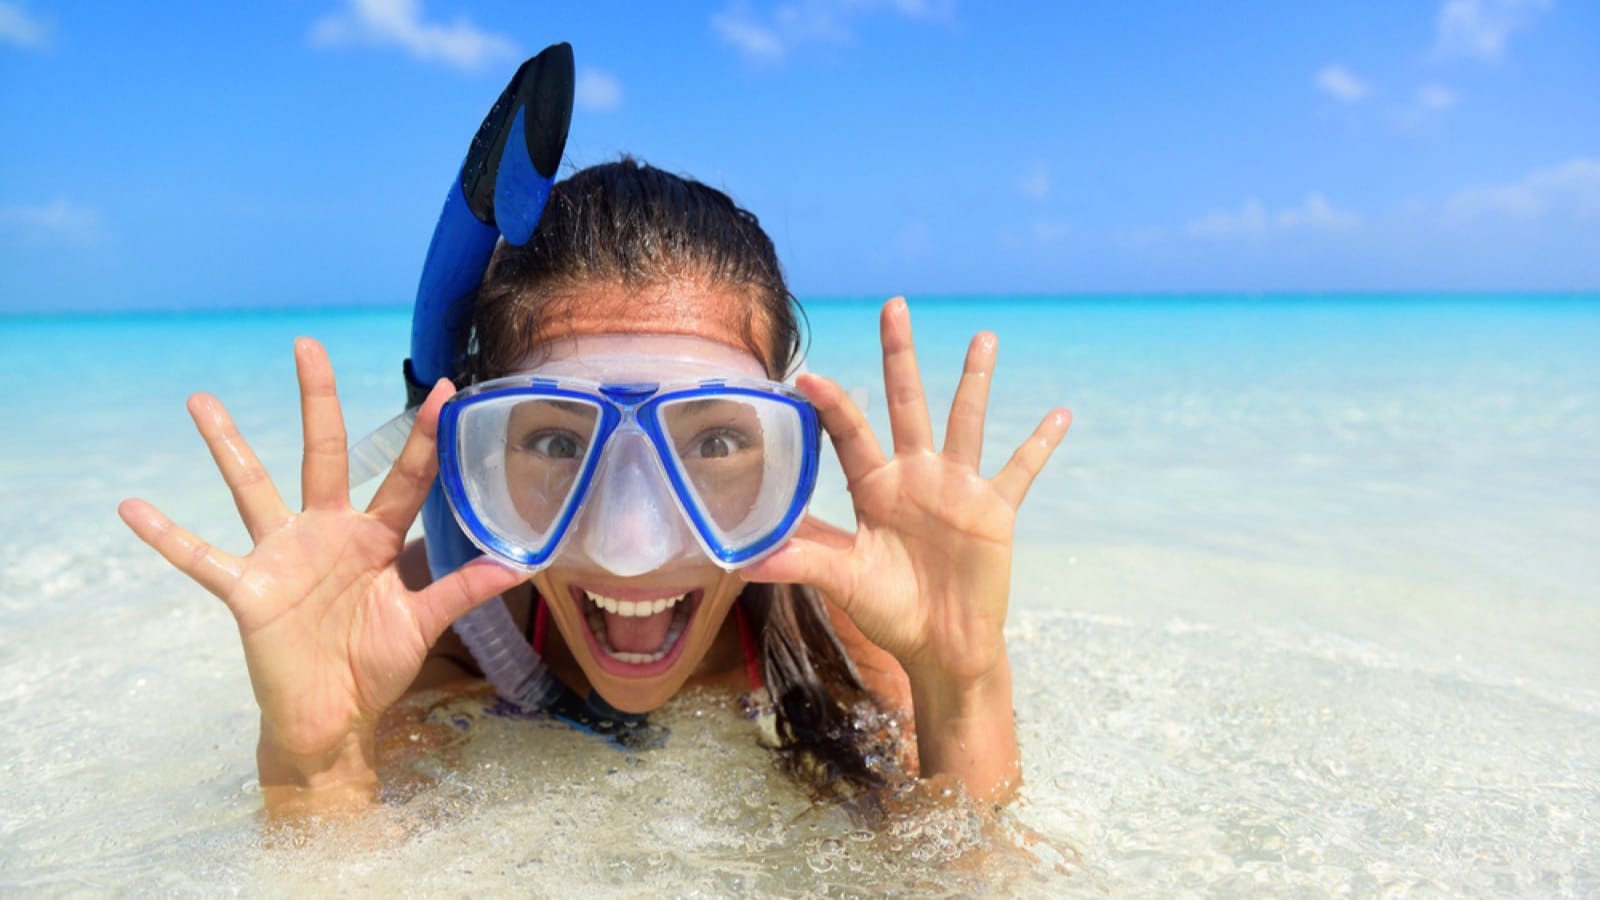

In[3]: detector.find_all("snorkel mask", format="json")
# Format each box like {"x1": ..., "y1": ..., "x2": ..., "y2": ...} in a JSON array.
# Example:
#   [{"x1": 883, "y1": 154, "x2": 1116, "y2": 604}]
[{"x1": 437, "y1": 335, "x2": 820, "y2": 577}]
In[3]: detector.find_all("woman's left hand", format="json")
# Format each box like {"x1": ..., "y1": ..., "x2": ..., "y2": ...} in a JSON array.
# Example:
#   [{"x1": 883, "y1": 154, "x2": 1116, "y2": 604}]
[{"x1": 743, "y1": 297, "x2": 1069, "y2": 795}]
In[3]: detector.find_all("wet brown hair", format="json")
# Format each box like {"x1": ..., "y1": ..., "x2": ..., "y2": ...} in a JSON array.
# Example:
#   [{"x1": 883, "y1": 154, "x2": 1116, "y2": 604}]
[
  {"x1": 465, "y1": 158, "x2": 897, "y2": 795},
  {"x1": 466, "y1": 157, "x2": 801, "y2": 383}
]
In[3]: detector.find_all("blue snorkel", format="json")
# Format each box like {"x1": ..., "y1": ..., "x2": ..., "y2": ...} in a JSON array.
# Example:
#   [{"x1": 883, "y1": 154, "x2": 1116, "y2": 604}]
[
  {"x1": 405, "y1": 43, "x2": 573, "y2": 713},
  {"x1": 350, "y1": 43, "x2": 664, "y2": 747}
]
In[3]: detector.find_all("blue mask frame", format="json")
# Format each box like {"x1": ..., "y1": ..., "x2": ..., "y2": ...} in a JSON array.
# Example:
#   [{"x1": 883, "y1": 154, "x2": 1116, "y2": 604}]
[{"x1": 436, "y1": 376, "x2": 822, "y2": 572}]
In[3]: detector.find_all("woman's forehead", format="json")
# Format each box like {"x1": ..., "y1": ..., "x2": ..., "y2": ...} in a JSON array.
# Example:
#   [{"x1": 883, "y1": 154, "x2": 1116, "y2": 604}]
[
  {"x1": 514, "y1": 334, "x2": 769, "y2": 379},
  {"x1": 530, "y1": 281, "x2": 772, "y2": 366}
]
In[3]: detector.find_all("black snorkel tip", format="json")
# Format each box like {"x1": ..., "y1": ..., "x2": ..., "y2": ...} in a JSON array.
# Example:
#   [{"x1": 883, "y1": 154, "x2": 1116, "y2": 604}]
[
  {"x1": 460, "y1": 41, "x2": 575, "y2": 226},
  {"x1": 521, "y1": 42, "x2": 575, "y2": 179}
]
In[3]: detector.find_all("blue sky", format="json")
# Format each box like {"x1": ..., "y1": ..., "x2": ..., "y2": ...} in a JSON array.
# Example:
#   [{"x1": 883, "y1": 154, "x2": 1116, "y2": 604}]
[{"x1": 1, "y1": 1, "x2": 1596, "y2": 312}]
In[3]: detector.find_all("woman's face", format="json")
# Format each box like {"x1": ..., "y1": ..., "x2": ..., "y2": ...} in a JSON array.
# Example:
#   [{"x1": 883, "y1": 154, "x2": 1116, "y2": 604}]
[{"x1": 517, "y1": 279, "x2": 775, "y2": 713}]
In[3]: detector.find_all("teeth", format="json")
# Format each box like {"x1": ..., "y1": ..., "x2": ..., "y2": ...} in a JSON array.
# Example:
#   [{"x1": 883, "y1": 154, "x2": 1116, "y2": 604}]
[
  {"x1": 581, "y1": 590, "x2": 693, "y2": 665},
  {"x1": 583, "y1": 590, "x2": 686, "y2": 618},
  {"x1": 613, "y1": 650, "x2": 663, "y2": 664}
]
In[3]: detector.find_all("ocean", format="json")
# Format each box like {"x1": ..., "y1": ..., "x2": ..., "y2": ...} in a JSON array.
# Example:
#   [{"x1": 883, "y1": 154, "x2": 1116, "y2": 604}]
[{"x1": 2, "y1": 294, "x2": 1597, "y2": 895}]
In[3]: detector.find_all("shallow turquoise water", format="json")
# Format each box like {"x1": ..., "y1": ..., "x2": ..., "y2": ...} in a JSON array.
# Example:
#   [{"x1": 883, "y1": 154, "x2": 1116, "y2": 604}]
[{"x1": 2, "y1": 295, "x2": 1597, "y2": 895}]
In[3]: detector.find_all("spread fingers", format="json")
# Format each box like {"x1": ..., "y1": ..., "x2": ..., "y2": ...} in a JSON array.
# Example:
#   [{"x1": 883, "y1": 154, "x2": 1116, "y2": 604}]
[
  {"x1": 943, "y1": 331, "x2": 997, "y2": 469},
  {"x1": 794, "y1": 373, "x2": 887, "y2": 486},
  {"x1": 188, "y1": 393, "x2": 290, "y2": 540},
  {"x1": 993, "y1": 408, "x2": 1072, "y2": 508},
  {"x1": 880, "y1": 298, "x2": 935, "y2": 455},
  {"x1": 117, "y1": 498, "x2": 242, "y2": 601},
  {"x1": 295, "y1": 338, "x2": 351, "y2": 511},
  {"x1": 367, "y1": 380, "x2": 452, "y2": 534}
]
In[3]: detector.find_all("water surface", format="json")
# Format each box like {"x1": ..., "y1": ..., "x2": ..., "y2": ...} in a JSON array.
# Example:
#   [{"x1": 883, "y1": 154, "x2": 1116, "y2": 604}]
[{"x1": 2, "y1": 295, "x2": 1596, "y2": 895}]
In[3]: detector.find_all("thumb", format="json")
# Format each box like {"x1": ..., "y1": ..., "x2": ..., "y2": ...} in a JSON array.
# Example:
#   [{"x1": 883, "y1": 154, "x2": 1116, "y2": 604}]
[
  {"x1": 411, "y1": 557, "x2": 529, "y2": 642},
  {"x1": 793, "y1": 513, "x2": 855, "y2": 550},
  {"x1": 742, "y1": 536, "x2": 854, "y2": 603}
]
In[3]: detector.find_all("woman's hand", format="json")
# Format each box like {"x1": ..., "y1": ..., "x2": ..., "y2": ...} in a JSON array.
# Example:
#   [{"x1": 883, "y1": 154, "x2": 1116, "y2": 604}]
[
  {"x1": 744, "y1": 298, "x2": 1069, "y2": 800},
  {"x1": 118, "y1": 339, "x2": 524, "y2": 811}
]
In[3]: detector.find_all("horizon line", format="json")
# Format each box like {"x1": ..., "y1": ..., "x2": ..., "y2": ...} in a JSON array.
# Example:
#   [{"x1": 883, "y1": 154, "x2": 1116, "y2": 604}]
[{"x1": 4, "y1": 289, "x2": 1600, "y2": 321}]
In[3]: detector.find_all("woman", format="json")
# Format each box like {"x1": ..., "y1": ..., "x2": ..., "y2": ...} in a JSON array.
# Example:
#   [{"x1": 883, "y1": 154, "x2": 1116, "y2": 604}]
[{"x1": 117, "y1": 159, "x2": 1070, "y2": 817}]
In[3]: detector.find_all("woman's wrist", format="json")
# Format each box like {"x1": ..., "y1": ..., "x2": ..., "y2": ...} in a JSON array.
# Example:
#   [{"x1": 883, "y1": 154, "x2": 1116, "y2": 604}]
[
  {"x1": 905, "y1": 655, "x2": 1021, "y2": 804},
  {"x1": 257, "y1": 717, "x2": 380, "y2": 814}
]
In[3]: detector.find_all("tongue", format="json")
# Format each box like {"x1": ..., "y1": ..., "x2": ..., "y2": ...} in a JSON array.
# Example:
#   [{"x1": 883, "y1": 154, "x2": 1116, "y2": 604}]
[{"x1": 604, "y1": 608, "x2": 674, "y2": 654}]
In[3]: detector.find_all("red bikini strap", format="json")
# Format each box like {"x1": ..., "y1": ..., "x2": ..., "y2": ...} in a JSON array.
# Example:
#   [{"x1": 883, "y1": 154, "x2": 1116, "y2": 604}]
[
  {"x1": 734, "y1": 602, "x2": 764, "y2": 691},
  {"x1": 532, "y1": 594, "x2": 550, "y2": 657}
]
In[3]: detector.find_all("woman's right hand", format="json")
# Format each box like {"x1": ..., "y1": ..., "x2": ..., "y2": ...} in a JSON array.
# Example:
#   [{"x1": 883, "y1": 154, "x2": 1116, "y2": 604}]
[{"x1": 118, "y1": 338, "x2": 525, "y2": 808}]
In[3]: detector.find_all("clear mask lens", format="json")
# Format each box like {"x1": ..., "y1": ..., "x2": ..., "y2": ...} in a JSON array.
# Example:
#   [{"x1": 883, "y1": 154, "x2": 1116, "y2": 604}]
[
  {"x1": 654, "y1": 393, "x2": 809, "y2": 550},
  {"x1": 451, "y1": 393, "x2": 604, "y2": 564}
]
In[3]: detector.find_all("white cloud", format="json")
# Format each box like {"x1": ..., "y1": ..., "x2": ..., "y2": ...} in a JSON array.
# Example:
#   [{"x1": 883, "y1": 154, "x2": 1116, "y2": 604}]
[
  {"x1": 1446, "y1": 158, "x2": 1600, "y2": 222},
  {"x1": 883, "y1": 0, "x2": 958, "y2": 19},
  {"x1": 309, "y1": 0, "x2": 517, "y2": 71},
  {"x1": 1187, "y1": 198, "x2": 1270, "y2": 238},
  {"x1": 712, "y1": 8, "x2": 787, "y2": 63},
  {"x1": 1277, "y1": 193, "x2": 1361, "y2": 231},
  {"x1": 1111, "y1": 225, "x2": 1167, "y2": 248},
  {"x1": 1432, "y1": 0, "x2": 1550, "y2": 62},
  {"x1": 0, "y1": 2, "x2": 50, "y2": 49},
  {"x1": 575, "y1": 68, "x2": 623, "y2": 113},
  {"x1": 1388, "y1": 83, "x2": 1461, "y2": 132},
  {"x1": 0, "y1": 198, "x2": 103, "y2": 244},
  {"x1": 1416, "y1": 83, "x2": 1459, "y2": 111},
  {"x1": 1032, "y1": 219, "x2": 1071, "y2": 244},
  {"x1": 1315, "y1": 64, "x2": 1371, "y2": 103},
  {"x1": 712, "y1": 0, "x2": 956, "y2": 64},
  {"x1": 1185, "y1": 193, "x2": 1359, "y2": 238},
  {"x1": 1016, "y1": 160, "x2": 1051, "y2": 201}
]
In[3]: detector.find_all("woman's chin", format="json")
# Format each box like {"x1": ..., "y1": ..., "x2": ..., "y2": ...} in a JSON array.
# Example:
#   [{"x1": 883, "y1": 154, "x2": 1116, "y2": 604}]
[{"x1": 584, "y1": 667, "x2": 694, "y2": 715}]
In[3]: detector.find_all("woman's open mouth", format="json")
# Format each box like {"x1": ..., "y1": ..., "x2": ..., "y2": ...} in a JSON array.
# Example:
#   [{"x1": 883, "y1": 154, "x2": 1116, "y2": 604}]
[{"x1": 568, "y1": 584, "x2": 702, "y2": 676}]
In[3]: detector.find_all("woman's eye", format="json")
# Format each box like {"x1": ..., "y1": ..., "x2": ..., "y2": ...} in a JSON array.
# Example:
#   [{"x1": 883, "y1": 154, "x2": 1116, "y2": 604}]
[
  {"x1": 521, "y1": 431, "x2": 584, "y2": 459},
  {"x1": 687, "y1": 429, "x2": 748, "y2": 459}
]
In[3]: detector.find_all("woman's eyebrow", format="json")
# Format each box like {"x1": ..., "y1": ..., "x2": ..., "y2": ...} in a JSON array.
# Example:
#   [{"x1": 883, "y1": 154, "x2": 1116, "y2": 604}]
[
  {"x1": 668, "y1": 398, "x2": 757, "y2": 420},
  {"x1": 546, "y1": 399, "x2": 593, "y2": 417},
  {"x1": 512, "y1": 399, "x2": 595, "y2": 425},
  {"x1": 671, "y1": 398, "x2": 721, "y2": 415}
]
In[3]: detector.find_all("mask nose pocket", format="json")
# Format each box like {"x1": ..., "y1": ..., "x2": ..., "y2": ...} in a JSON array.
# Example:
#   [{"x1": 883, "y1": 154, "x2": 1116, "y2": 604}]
[{"x1": 578, "y1": 428, "x2": 692, "y2": 576}]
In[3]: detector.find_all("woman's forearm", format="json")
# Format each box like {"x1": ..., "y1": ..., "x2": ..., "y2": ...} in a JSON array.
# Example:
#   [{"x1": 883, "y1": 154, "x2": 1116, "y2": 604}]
[{"x1": 907, "y1": 656, "x2": 1020, "y2": 804}]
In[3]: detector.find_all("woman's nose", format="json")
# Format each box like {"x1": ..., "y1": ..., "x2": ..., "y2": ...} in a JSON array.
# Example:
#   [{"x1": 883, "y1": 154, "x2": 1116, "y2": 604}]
[{"x1": 578, "y1": 433, "x2": 690, "y2": 576}]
